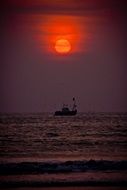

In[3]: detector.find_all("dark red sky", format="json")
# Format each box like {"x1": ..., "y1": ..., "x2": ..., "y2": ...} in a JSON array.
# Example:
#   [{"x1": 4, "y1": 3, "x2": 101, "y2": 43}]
[{"x1": 1, "y1": 0, "x2": 127, "y2": 112}]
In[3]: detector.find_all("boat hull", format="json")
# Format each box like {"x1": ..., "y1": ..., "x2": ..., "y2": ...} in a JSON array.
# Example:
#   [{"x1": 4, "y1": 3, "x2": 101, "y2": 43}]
[{"x1": 54, "y1": 110, "x2": 77, "y2": 116}]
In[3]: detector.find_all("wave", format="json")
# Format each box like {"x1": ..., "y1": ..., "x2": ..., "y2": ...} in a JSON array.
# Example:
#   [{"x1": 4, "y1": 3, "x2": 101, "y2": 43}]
[
  {"x1": 0, "y1": 160, "x2": 127, "y2": 175},
  {"x1": 0, "y1": 180, "x2": 127, "y2": 188}
]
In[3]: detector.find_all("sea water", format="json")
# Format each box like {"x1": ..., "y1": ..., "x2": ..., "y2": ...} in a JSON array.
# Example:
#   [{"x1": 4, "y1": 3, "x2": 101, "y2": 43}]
[{"x1": 0, "y1": 113, "x2": 127, "y2": 187}]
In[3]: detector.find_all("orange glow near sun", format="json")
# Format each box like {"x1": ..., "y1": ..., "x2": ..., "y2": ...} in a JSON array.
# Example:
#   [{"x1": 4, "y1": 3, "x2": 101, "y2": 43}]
[
  {"x1": 55, "y1": 39, "x2": 71, "y2": 54},
  {"x1": 34, "y1": 14, "x2": 91, "y2": 55}
]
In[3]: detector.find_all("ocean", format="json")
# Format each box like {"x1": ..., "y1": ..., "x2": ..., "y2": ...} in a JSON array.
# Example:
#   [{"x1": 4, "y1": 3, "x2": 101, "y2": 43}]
[{"x1": 0, "y1": 112, "x2": 127, "y2": 189}]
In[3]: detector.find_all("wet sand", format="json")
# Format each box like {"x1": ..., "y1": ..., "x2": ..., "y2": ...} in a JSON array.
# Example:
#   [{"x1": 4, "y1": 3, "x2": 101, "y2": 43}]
[{"x1": 4, "y1": 187, "x2": 127, "y2": 190}]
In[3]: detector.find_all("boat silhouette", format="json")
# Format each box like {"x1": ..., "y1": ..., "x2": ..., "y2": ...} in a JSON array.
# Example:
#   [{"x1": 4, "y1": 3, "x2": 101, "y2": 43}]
[{"x1": 54, "y1": 98, "x2": 77, "y2": 116}]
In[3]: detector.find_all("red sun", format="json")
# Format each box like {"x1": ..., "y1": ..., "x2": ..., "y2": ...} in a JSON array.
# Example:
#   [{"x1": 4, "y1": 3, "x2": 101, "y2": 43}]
[{"x1": 55, "y1": 39, "x2": 71, "y2": 54}]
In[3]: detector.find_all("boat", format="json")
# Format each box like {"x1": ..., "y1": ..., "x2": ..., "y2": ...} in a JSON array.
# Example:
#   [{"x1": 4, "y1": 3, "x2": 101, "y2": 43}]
[{"x1": 54, "y1": 98, "x2": 77, "y2": 116}]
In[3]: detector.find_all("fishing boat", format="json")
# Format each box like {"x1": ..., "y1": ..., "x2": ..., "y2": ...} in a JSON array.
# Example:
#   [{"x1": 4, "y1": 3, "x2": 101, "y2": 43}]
[{"x1": 54, "y1": 98, "x2": 77, "y2": 116}]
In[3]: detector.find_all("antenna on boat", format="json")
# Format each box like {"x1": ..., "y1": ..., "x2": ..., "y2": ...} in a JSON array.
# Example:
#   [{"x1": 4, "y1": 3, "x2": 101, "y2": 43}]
[{"x1": 72, "y1": 97, "x2": 77, "y2": 111}]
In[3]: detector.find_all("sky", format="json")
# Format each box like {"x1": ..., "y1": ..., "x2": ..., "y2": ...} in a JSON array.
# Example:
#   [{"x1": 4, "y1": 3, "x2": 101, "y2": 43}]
[{"x1": 0, "y1": 0, "x2": 127, "y2": 113}]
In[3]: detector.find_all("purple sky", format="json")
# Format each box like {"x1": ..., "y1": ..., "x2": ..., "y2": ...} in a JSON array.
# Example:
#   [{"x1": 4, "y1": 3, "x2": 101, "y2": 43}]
[{"x1": 1, "y1": 0, "x2": 127, "y2": 113}]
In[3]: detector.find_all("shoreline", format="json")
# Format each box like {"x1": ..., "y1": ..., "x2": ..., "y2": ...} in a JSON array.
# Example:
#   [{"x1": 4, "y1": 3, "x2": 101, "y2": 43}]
[
  {"x1": 3, "y1": 187, "x2": 127, "y2": 190},
  {"x1": 1, "y1": 180, "x2": 127, "y2": 188}
]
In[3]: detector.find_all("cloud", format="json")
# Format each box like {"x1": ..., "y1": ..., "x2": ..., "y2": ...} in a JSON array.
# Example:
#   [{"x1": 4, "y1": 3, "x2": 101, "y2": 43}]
[{"x1": 1, "y1": 0, "x2": 126, "y2": 16}]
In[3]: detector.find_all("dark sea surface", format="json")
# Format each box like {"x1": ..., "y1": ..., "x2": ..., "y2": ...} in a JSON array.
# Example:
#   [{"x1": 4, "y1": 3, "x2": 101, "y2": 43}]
[{"x1": 0, "y1": 113, "x2": 127, "y2": 188}]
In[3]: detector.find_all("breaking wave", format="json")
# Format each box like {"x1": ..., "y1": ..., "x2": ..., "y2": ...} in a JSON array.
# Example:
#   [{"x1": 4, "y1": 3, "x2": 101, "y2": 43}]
[{"x1": 0, "y1": 160, "x2": 127, "y2": 175}]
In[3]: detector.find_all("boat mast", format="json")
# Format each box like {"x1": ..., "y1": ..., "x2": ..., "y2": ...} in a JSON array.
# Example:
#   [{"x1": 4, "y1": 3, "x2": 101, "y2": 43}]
[{"x1": 72, "y1": 97, "x2": 77, "y2": 111}]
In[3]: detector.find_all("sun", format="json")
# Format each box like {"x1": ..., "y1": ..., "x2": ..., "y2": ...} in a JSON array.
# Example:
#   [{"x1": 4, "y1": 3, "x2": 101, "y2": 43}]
[{"x1": 55, "y1": 39, "x2": 71, "y2": 54}]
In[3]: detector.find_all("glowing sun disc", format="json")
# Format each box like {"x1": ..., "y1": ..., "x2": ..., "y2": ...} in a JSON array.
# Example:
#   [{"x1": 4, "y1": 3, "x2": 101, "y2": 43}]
[{"x1": 55, "y1": 39, "x2": 71, "y2": 54}]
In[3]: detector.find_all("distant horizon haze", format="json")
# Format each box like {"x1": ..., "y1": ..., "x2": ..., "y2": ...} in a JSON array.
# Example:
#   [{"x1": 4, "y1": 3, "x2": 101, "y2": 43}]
[{"x1": 1, "y1": 0, "x2": 127, "y2": 113}]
